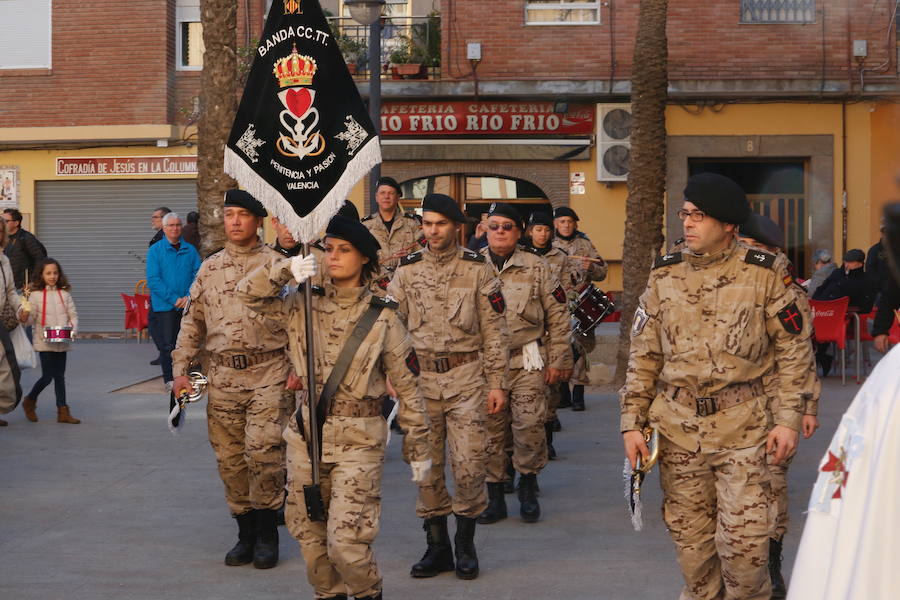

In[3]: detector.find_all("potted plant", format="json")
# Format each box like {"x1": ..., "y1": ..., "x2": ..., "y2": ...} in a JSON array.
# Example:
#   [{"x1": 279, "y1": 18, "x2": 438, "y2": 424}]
[{"x1": 336, "y1": 33, "x2": 366, "y2": 74}]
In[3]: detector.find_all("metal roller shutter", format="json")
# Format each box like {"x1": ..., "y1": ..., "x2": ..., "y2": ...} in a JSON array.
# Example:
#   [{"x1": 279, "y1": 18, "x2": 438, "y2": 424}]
[{"x1": 36, "y1": 179, "x2": 198, "y2": 332}]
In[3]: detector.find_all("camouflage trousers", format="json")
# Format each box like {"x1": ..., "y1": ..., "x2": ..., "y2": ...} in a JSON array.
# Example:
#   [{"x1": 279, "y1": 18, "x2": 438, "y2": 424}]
[
  {"x1": 659, "y1": 436, "x2": 774, "y2": 600},
  {"x1": 546, "y1": 384, "x2": 561, "y2": 423},
  {"x1": 767, "y1": 449, "x2": 797, "y2": 542},
  {"x1": 570, "y1": 329, "x2": 595, "y2": 386},
  {"x1": 283, "y1": 425, "x2": 384, "y2": 599},
  {"x1": 416, "y1": 363, "x2": 488, "y2": 519},
  {"x1": 485, "y1": 365, "x2": 548, "y2": 481},
  {"x1": 206, "y1": 374, "x2": 292, "y2": 515}
]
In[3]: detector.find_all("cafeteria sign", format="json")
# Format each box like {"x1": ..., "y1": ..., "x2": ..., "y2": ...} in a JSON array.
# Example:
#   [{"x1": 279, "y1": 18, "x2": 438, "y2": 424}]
[
  {"x1": 56, "y1": 156, "x2": 198, "y2": 176},
  {"x1": 380, "y1": 102, "x2": 594, "y2": 136}
]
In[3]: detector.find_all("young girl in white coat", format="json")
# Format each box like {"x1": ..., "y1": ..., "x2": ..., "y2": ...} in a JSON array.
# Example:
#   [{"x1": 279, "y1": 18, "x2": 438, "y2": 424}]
[{"x1": 21, "y1": 258, "x2": 80, "y2": 424}]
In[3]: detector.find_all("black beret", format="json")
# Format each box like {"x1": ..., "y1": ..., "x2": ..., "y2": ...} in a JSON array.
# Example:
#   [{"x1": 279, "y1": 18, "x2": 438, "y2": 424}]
[
  {"x1": 224, "y1": 190, "x2": 267, "y2": 217},
  {"x1": 375, "y1": 176, "x2": 402, "y2": 195},
  {"x1": 528, "y1": 211, "x2": 554, "y2": 228},
  {"x1": 325, "y1": 216, "x2": 381, "y2": 266},
  {"x1": 337, "y1": 200, "x2": 360, "y2": 221},
  {"x1": 487, "y1": 202, "x2": 523, "y2": 230},
  {"x1": 683, "y1": 173, "x2": 750, "y2": 225},
  {"x1": 843, "y1": 248, "x2": 865, "y2": 263},
  {"x1": 422, "y1": 193, "x2": 467, "y2": 223},
  {"x1": 739, "y1": 213, "x2": 784, "y2": 250},
  {"x1": 554, "y1": 206, "x2": 579, "y2": 221}
]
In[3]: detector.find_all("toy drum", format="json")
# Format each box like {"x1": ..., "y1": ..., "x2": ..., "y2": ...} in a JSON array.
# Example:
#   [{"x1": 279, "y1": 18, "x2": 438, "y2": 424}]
[
  {"x1": 571, "y1": 286, "x2": 615, "y2": 336},
  {"x1": 43, "y1": 326, "x2": 74, "y2": 343}
]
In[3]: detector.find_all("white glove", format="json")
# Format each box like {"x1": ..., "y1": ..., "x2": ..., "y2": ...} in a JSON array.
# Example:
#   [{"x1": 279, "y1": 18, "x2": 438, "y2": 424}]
[
  {"x1": 522, "y1": 340, "x2": 544, "y2": 372},
  {"x1": 290, "y1": 254, "x2": 318, "y2": 284},
  {"x1": 410, "y1": 459, "x2": 432, "y2": 484}
]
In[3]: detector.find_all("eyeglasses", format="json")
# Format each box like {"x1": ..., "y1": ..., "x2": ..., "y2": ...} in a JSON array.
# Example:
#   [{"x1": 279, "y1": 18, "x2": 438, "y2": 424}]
[
  {"x1": 487, "y1": 222, "x2": 516, "y2": 232},
  {"x1": 676, "y1": 209, "x2": 707, "y2": 223}
]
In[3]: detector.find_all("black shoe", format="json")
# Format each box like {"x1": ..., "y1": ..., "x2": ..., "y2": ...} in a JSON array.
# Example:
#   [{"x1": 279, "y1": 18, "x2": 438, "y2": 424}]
[
  {"x1": 322, "y1": 596, "x2": 348, "y2": 600},
  {"x1": 557, "y1": 384, "x2": 572, "y2": 408},
  {"x1": 355, "y1": 594, "x2": 382, "y2": 600},
  {"x1": 550, "y1": 418, "x2": 561, "y2": 432},
  {"x1": 224, "y1": 511, "x2": 256, "y2": 566},
  {"x1": 769, "y1": 538, "x2": 787, "y2": 599},
  {"x1": 275, "y1": 504, "x2": 285, "y2": 526},
  {"x1": 503, "y1": 453, "x2": 516, "y2": 494},
  {"x1": 150, "y1": 357, "x2": 161, "y2": 366},
  {"x1": 818, "y1": 353, "x2": 834, "y2": 377},
  {"x1": 545, "y1": 423, "x2": 557, "y2": 460},
  {"x1": 476, "y1": 482, "x2": 507, "y2": 524},
  {"x1": 253, "y1": 509, "x2": 279, "y2": 569},
  {"x1": 571, "y1": 385, "x2": 585, "y2": 411},
  {"x1": 410, "y1": 516, "x2": 454, "y2": 578},
  {"x1": 517, "y1": 473, "x2": 541, "y2": 523},
  {"x1": 453, "y1": 515, "x2": 479, "y2": 580}
]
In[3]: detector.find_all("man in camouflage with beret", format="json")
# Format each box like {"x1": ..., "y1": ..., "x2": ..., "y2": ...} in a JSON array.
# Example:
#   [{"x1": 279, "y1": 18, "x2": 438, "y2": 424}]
[
  {"x1": 478, "y1": 202, "x2": 573, "y2": 524},
  {"x1": 553, "y1": 206, "x2": 607, "y2": 411},
  {"x1": 621, "y1": 173, "x2": 816, "y2": 600},
  {"x1": 386, "y1": 193, "x2": 509, "y2": 581},
  {"x1": 172, "y1": 190, "x2": 292, "y2": 570},
  {"x1": 361, "y1": 176, "x2": 424, "y2": 274}
]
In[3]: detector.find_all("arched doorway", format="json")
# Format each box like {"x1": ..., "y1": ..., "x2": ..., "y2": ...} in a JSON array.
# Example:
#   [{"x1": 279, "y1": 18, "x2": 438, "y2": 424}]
[{"x1": 398, "y1": 173, "x2": 553, "y2": 241}]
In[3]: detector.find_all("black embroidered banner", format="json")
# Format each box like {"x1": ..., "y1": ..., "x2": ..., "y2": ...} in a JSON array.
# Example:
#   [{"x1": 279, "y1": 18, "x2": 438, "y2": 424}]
[{"x1": 225, "y1": 0, "x2": 380, "y2": 243}]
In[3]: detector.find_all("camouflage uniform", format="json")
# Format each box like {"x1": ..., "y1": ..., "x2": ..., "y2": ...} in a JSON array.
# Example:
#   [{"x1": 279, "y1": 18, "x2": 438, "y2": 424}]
[
  {"x1": 172, "y1": 241, "x2": 292, "y2": 516},
  {"x1": 361, "y1": 211, "x2": 424, "y2": 274},
  {"x1": 553, "y1": 232, "x2": 607, "y2": 386},
  {"x1": 620, "y1": 240, "x2": 816, "y2": 600},
  {"x1": 237, "y1": 260, "x2": 430, "y2": 599},
  {"x1": 386, "y1": 245, "x2": 509, "y2": 519},
  {"x1": 481, "y1": 247, "x2": 573, "y2": 480}
]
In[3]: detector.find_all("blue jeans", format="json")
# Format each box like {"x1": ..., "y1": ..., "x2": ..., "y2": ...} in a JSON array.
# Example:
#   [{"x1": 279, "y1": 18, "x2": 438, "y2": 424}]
[
  {"x1": 154, "y1": 310, "x2": 182, "y2": 383},
  {"x1": 28, "y1": 351, "x2": 67, "y2": 407}
]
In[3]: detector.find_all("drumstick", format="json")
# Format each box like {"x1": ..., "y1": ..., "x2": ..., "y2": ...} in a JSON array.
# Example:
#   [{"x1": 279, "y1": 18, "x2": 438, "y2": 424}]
[{"x1": 567, "y1": 255, "x2": 606, "y2": 264}]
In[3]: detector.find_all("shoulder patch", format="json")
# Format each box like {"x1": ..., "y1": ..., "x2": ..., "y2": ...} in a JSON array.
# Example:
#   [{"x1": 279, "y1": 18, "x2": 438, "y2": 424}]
[
  {"x1": 371, "y1": 294, "x2": 398, "y2": 309},
  {"x1": 405, "y1": 349, "x2": 421, "y2": 376},
  {"x1": 777, "y1": 302, "x2": 804, "y2": 334},
  {"x1": 488, "y1": 290, "x2": 506, "y2": 313},
  {"x1": 653, "y1": 252, "x2": 683, "y2": 269},
  {"x1": 520, "y1": 244, "x2": 541, "y2": 255},
  {"x1": 461, "y1": 250, "x2": 486, "y2": 263},
  {"x1": 551, "y1": 285, "x2": 567, "y2": 304},
  {"x1": 310, "y1": 284, "x2": 325, "y2": 296},
  {"x1": 745, "y1": 249, "x2": 776, "y2": 269},
  {"x1": 404, "y1": 212, "x2": 420, "y2": 220},
  {"x1": 375, "y1": 275, "x2": 391, "y2": 290},
  {"x1": 416, "y1": 235, "x2": 428, "y2": 247},
  {"x1": 361, "y1": 214, "x2": 375, "y2": 222},
  {"x1": 399, "y1": 251, "x2": 423, "y2": 266},
  {"x1": 632, "y1": 306, "x2": 650, "y2": 336}
]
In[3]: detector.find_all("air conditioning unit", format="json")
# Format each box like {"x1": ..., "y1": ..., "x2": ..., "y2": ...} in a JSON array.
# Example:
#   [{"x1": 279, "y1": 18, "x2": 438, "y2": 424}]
[{"x1": 597, "y1": 104, "x2": 633, "y2": 182}]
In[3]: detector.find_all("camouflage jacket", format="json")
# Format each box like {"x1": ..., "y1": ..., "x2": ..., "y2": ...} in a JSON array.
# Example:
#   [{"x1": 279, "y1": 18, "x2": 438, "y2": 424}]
[
  {"x1": 236, "y1": 259, "x2": 430, "y2": 464},
  {"x1": 620, "y1": 240, "x2": 815, "y2": 452},
  {"x1": 361, "y1": 210, "x2": 424, "y2": 272},
  {"x1": 172, "y1": 241, "x2": 288, "y2": 381},
  {"x1": 481, "y1": 247, "x2": 574, "y2": 371},
  {"x1": 524, "y1": 244, "x2": 581, "y2": 302},
  {"x1": 553, "y1": 231, "x2": 607, "y2": 288},
  {"x1": 386, "y1": 245, "x2": 509, "y2": 391}
]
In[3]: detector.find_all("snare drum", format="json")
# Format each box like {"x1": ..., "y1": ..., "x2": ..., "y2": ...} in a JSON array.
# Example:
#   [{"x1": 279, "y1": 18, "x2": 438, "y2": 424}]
[
  {"x1": 43, "y1": 326, "x2": 74, "y2": 343},
  {"x1": 571, "y1": 286, "x2": 615, "y2": 336}
]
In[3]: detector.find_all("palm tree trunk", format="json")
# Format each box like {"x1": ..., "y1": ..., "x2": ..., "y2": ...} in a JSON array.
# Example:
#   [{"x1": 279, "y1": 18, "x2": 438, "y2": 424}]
[
  {"x1": 197, "y1": 0, "x2": 238, "y2": 257},
  {"x1": 614, "y1": 0, "x2": 669, "y2": 386}
]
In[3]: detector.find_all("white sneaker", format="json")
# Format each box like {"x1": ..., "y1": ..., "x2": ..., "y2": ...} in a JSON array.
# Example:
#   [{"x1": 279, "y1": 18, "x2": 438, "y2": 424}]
[{"x1": 165, "y1": 381, "x2": 173, "y2": 395}]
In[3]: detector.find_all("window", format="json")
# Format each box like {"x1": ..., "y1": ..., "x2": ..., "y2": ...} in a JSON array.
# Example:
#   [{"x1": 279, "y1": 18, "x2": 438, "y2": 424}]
[
  {"x1": 740, "y1": 0, "x2": 815, "y2": 24},
  {"x1": 525, "y1": 1, "x2": 600, "y2": 25},
  {"x1": 0, "y1": 0, "x2": 52, "y2": 69},
  {"x1": 176, "y1": 0, "x2": 205, "y2": 70}
]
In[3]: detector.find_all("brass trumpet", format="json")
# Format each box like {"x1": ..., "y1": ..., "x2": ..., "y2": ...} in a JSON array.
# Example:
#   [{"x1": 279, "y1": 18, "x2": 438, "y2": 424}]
[
  {"x1": 634, "y1": 426, "x2": 660, "y2": 475},
  {"x1": 175, "y1": 371, "x2": 209, "y2": 410},
  {"x1": 626, "y1": 426, "x2": 660, "y2": 531}
]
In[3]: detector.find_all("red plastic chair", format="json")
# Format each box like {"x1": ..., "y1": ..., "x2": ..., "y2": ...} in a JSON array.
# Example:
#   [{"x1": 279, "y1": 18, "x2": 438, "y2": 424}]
[
  {"x1": 851, "y1": 309, "x2": 878, "y2": 379},
  {"x1": 889, "y1": 317, "x2": 900, "y2": 345},
  {"x1": 120, "y1": 293, "x2": 140, "y2": 340},
  {"x1": 809, "y1": 297, "x2": 851, "y2": 385},
  {"x1": 134, "y1": 293, "x2": 151, "y2": 341}
]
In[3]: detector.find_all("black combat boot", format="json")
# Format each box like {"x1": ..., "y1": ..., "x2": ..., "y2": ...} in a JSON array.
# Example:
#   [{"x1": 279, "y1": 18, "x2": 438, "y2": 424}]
[
  {"x1": 322, "y1": 596, "x2": 348, "y2": 600},
  {"x1": 224, "y1": 510, "x2": 255, "y2": 566},
  {"x1": 503, "y1": 453, "x2": 516, "y2": 494},
  {"x1": 517, "y1": 473, "x2": 541, "y2": 523},
  {"x1": 550, "y1": 417, "x2": 561, "y2": 432},
  {"x1": 410, "y1": 515, "x2": 454, "y2": 578},
  {"x1": 476, "y1": 482, "x2": 508, "y2": 524},
  {"x1": 571, "y1": 385, "x2": 586, "y2": 411},
  {"x1": 545, "y1": 422, "x2": 557, "y2": 460},
  {"x1": 253, "y1": 509, "x2": 279, "y2": 569},
  {"x1": 557, "y1": 383, "x2": 572, "y2": 408},
  {"x1": 355, "y1": 593, "x2": 382, "y2": 600},
  {"x1": 769, "y1": 538, "x2": 787, "y2": 599},
  {"x1": 453, "y1": 515, "x2": 479, "y2": 580}
]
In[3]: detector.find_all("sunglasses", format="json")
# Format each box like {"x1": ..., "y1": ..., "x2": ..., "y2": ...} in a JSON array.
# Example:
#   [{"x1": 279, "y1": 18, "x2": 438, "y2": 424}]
[{"x1": 487, "y1": 222, "x2": 516, "y2": 232}]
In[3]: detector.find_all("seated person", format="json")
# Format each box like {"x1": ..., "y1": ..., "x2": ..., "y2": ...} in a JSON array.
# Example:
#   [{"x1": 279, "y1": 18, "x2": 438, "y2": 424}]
[{"x1": 812, "y1": 248, "x2": 875, "y2": 313}]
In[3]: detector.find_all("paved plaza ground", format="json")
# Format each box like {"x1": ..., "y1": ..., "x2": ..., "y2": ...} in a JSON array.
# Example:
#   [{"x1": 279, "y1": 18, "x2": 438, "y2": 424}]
[{"x1": 0, "y1": 340, "x2": 867, "y2": 599}]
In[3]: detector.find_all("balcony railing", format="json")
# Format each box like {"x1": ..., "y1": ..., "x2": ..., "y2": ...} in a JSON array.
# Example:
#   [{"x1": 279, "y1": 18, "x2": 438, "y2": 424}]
[{"x1": 327, "y1": 15, "x2": 441, "y2": 80}]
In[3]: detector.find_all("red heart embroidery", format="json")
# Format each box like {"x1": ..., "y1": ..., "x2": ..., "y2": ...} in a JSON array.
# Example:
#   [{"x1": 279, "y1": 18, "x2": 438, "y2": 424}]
[{"x1": 285, "y1": 88, "x2": 312, "y2": 117}]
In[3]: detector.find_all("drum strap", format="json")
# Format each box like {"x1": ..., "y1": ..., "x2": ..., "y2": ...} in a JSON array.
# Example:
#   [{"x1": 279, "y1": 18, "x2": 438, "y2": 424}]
[{"x1": 40, "y1": 289, "x2": 66, "y2": 328}]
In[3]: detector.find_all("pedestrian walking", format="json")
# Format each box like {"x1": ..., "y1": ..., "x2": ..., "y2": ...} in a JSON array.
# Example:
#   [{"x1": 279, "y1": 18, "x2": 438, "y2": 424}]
[
  {"x1": 20, "y1": 258, "x2": 80, "y2": 424},
  {"x1": 621, "y1": 173, "x2": 816, "y2": 600},
  {"x1": 172, "y1": 190, "x2": 292, "y2": 570},
  {"x1": 386, "y1": 193, "x2": 509, "y2": 580},
  {"x1": 238, "y1": 215, "x2": 430, "y2": 600},
  {"x1": 0, "y1": 223, "x2": 24, "y2": 427},
  {"x1": 361, "y1": 177, "x2": 423, "y2": 274},
  {"x1": 2, "y1": 208, "x2": 46, "y2": 291}
]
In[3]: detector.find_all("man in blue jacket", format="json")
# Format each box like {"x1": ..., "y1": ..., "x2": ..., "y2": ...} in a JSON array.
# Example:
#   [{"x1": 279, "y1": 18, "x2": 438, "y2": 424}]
[{"x1": 147, "y1": 212, "x2": 201, "y2": 391}]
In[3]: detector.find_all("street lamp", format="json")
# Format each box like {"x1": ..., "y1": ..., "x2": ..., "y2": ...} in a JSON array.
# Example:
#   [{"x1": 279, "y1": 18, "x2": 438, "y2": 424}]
[{"x1": 346, "y1": 0, "x2": 386, "y2": 214}]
